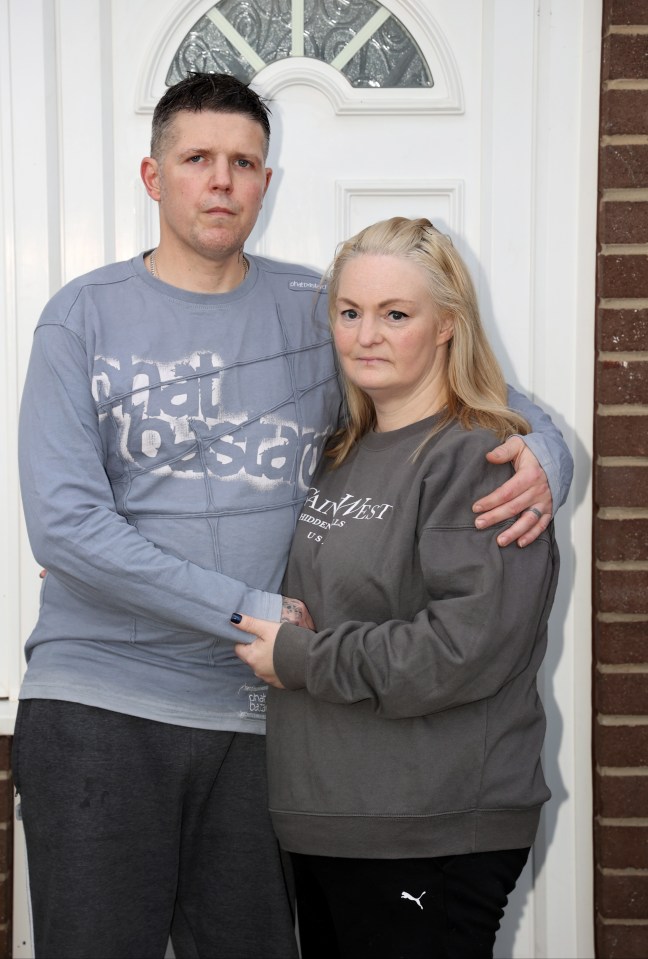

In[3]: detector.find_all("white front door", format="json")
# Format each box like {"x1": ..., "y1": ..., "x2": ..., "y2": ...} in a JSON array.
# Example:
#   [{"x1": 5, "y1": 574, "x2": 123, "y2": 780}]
[
  {"x1": 112, "y1": 0, "x2": 531, "y2": 385},
  {"x1": 4, "y1": 1, "x2": 599, "y2": 956}
]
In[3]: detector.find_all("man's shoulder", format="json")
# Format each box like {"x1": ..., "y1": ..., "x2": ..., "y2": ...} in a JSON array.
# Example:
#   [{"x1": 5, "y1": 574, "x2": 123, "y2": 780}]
[
  {"x1": 38, "y1": 259, "x2": 139, "y2": 329},
  {"x1": 252, "y1": 255, "x2": 326, "y2": 293}
]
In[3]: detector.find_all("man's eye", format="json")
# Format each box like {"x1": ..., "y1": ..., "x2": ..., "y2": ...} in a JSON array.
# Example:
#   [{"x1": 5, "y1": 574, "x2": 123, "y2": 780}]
[
  {"x1": 236, "y1": 159, "x2": 251, "y2": 168},
  {"x1": 188, "y1": 155, "x2": 203, "y2": 163}
]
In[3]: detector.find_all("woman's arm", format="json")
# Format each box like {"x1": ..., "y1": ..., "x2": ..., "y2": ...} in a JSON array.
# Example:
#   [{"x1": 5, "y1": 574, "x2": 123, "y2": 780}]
[{"x1": 234, "y1": 523, "x2": 558, "y2": 717}]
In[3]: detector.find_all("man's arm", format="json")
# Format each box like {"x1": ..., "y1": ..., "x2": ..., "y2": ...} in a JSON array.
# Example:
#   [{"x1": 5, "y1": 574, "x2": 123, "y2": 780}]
[
  {"x1": 19, "y1": 323, "x2": 287, "y2": 643},
  {"x1": 472, "y1": 385, "x2": 573, "y2": 548}
]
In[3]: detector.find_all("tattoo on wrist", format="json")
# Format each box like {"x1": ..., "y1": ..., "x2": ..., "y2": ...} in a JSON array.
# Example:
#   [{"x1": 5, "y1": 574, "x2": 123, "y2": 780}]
[{"x1": 281, "y1": 599, "x2": 302, "y2": 624}]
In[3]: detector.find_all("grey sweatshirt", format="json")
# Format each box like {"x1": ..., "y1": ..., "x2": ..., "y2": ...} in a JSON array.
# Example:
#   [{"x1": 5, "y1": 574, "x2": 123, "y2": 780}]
[{"x1": 268, "y1": 414, "x2": 559, "y2": 858}]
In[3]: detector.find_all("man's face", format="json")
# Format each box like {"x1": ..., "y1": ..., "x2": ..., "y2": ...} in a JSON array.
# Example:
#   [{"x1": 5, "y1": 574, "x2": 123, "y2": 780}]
[{"x1": 144, "y1": 109, "x2": 272, "y2": 264}]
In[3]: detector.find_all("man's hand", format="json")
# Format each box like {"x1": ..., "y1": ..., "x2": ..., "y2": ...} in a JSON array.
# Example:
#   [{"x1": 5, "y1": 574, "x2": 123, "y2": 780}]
[
  {"x1": 280, "y1": 596, "x2": 315, "y2": 629},
  {"x1": 472, "y1": 436, "x2": 553, "y2": 548},
  {"x1": 232, "y1": 614, "x2": 285, "y2": 688}
]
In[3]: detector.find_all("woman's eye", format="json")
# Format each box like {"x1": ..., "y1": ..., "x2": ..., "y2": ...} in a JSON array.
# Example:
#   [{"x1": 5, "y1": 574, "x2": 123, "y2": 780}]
[
  {"x1": 341, "y1": 309, "x2": 359, "y2": 320},
  {"x1": 387, "y1": 310, "x2": 407, "y2": 321}
]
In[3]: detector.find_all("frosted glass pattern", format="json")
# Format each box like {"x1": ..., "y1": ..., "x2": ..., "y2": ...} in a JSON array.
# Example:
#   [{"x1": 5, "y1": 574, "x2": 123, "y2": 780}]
[{"x1": 166, "y1": 0, "x2": 432, "y2": 88}]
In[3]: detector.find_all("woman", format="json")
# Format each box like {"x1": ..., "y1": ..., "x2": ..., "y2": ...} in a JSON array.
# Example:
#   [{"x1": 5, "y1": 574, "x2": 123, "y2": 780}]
[{"x1": 233, "y1": 217, "x2": 559, "y2": 958}]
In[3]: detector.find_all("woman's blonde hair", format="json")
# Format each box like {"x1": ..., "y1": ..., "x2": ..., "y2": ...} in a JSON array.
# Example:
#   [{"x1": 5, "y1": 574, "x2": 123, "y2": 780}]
[{"x1": 325, "y1": 216, "x2": 529, "y2": 466}]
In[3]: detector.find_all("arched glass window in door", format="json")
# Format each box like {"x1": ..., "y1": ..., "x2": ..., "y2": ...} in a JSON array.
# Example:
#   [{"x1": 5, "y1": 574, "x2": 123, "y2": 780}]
[{"x1": 166, "y1": 0, "x2": 433, "y2": 89}]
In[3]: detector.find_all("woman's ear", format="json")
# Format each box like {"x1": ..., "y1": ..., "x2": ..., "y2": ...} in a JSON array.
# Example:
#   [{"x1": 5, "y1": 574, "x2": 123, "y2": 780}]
[{"x1": 436, "y1": 315, "x2": 455, "y2": 346}]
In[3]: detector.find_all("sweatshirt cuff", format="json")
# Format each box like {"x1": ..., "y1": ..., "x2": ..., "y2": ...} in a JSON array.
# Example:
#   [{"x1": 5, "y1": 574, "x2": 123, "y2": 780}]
[{"x1": 274, "y1": 623, "x2": 309, "y2": 690}]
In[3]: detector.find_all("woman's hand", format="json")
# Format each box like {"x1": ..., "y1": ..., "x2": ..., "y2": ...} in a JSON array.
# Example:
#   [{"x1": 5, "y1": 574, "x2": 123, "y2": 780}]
[{"x1": 232, "y1": 614, "x2": 285, "y2": 688}]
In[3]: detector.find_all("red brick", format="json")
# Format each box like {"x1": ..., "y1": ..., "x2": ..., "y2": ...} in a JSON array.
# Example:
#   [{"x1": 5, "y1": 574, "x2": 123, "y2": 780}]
[
  {"x1": 597, "y1": 823, "x2": 648, "y2": 868},
  {"x1": 596, "y1": 619, "x2": 648, "y2": 663},
  {"x1": 600, "y1": 144, "x2": 648, "y2": 190},
  {"x1": 596, "y1": 517, "x2": 648, "y2": 562},
  {"x1": 596, "y1": 415, "x2": 648, "y2": 457},
  {"x1": 604, "y1": 0, "x2": 648, "y2": 26},
  {"x1": 596, "y1": 671, "x2": 648, "y2": 712},
  {"x1": 598, "y1": 871, "x2": 648, "y2": 919},
  {"x1": 596, "y1": 466, "x2": 648, "y2": 508},
  {"x1": 0, "y1": 877, "x2": 10, "y2": 926},
  {"x1": 0, "y1": 826, "x2": 13, "y2": 875},
  {"x1": 598, "y1": 253, "x2": 648, "y2": 298},
  {"x1": 600, "y1": 201, "x2": 648, "y2": 244},
  {"x1": 597, "y1": 569, "x2": 648, "y2": 613},
  {"x1": 596, "y1": 917, "x2": 648, "y2": 958},
  {"x1": 597, "y1": 308, "x2": 648, "y2": 352},
  {"x1": 0, "y1": 782, "x2": 12, "y2": 825},
  {"x1": 604, "y1": 34, "x2": 648, "y2": 81},
  {"x1": 597, "y1": 772, "x2": 648, "y2": 817},
  {"x1": 597, "y1": 359, "x2": 648, "y2": 405},
  {"x1": 601, "y1": 90, "x2": 648, "y2": 136},
  {"x1": 595, "y1": 723, "x2": 648, "y2": 765}
]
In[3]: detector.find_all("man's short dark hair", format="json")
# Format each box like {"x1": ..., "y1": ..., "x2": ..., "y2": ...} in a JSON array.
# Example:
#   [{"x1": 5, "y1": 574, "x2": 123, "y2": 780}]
[{"x1": 151, "y1": 72, "x2": 271, "y2": 159}]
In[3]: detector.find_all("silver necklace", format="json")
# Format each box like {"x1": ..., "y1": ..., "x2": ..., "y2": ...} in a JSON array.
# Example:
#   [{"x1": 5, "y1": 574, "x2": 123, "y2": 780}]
[{"x1": 149, "y1": 248, "x2": 249, "y2": 283}]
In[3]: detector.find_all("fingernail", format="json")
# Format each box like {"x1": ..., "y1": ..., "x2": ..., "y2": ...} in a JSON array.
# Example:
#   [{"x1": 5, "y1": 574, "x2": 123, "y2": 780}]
[
  {"x1": 230, "y1": 613, "x2": 242, "y2": 624},
  {"x1": 497, "y1": 535, "x2": 508, "y2": 547},
  {"x1": 475, "y1": 518, "x2": 485, "y2": 528}
]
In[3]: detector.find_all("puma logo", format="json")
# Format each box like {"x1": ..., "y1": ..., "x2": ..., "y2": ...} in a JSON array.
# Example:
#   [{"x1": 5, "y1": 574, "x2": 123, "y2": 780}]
[{"x1": 401, "y1": 890, "x2": 426, "y2": 910}]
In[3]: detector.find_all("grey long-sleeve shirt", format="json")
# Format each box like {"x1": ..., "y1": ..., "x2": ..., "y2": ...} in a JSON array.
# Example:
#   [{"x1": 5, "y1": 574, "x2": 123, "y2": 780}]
[{"x1": 18, "y1": 254, "x2": 341, "y2": 730}]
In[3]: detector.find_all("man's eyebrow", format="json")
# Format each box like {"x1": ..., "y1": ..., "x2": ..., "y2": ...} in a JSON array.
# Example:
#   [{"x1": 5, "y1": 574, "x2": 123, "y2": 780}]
[
  {"x1": 177, "y1": 146, "x2": 210, "y2": 156},
  {"x1": 176, "y1": 146, "x2": 263, "y2": 159}
]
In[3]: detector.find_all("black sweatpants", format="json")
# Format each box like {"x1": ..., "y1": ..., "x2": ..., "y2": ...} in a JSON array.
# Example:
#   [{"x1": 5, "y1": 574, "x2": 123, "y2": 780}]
[
  {"x1": 291, "y1": 847, "x2": 530, "y2": 959},
  {"x1": 12, "y1": 699, "x2": 298, "y2": 959}
]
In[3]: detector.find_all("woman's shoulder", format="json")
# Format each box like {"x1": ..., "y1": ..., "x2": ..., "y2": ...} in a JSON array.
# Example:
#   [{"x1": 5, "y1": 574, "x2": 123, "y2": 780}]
[
  {"x1": 419, "y1": 421, "x2": 514, "y2": 527},
  {"x1": 427, "y1": 419, "x2": 507, "y2": 464}
]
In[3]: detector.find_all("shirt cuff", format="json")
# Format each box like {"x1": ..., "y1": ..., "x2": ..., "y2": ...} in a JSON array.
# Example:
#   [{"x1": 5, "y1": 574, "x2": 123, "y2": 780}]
[{"x1": 274, "y1": 623, "x2": 309, "y2": 690}]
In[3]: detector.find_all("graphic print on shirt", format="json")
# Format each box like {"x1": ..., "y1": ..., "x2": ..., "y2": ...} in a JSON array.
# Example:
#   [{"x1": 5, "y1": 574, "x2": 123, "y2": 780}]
[
  {"x1": 92, "y1": 350, "x2": 330, "y2": 491},
  {"x1": 238, "y1": 682, "x2": 267, "y2": 721},
  {"x1": 298, "y1": 485, "x2": 394, "y2": 544}
]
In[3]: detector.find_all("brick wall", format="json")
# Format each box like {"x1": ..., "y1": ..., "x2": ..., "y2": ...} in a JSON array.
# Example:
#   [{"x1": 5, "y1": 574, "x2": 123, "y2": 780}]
[
  {"x1": 594, "y1": 1, "x2": 648, "y2": 956},
  {"x1": 0, "y1": 738, "x2": 12, "y2": 959}
]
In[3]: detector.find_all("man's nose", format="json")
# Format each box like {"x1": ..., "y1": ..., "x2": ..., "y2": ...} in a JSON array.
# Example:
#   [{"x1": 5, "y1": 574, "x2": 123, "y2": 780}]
[{"x1": 209, "y1": 157, "x2": 233, "y2": 191}]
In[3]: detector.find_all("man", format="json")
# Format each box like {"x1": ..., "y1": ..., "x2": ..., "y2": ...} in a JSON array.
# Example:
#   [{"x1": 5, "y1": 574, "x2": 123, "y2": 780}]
[{"x1": 15, "y1": 73, "x2": 571, "y2": 958}]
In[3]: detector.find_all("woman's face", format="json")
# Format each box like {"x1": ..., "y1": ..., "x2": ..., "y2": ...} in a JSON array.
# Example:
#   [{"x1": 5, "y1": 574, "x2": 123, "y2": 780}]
[{"x1": 332, "y1": 254, "x2": 454, "y2": 414}]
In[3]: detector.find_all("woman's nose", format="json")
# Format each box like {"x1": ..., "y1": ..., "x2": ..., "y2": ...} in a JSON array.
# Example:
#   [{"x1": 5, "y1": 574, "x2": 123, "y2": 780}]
[{"x1": 356, "y1": 316, "x2": 381, "y2": 345}]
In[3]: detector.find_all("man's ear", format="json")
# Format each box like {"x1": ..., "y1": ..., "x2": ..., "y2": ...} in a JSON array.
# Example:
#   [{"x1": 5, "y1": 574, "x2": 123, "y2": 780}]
[{"x1": 140, "y1": 157, "x2": 161, "y2": 202}]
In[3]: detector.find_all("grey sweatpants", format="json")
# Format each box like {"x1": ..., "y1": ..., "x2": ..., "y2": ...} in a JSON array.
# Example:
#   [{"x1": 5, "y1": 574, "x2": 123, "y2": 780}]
[{"x1": 12, "y1": 699, "x2": 298, "y2": 959}]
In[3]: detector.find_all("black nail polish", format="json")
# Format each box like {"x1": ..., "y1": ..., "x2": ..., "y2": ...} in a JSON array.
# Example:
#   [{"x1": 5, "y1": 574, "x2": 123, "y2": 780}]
[{"x1": 230, "y1": 613, "x2": 242, "y2": 624}]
